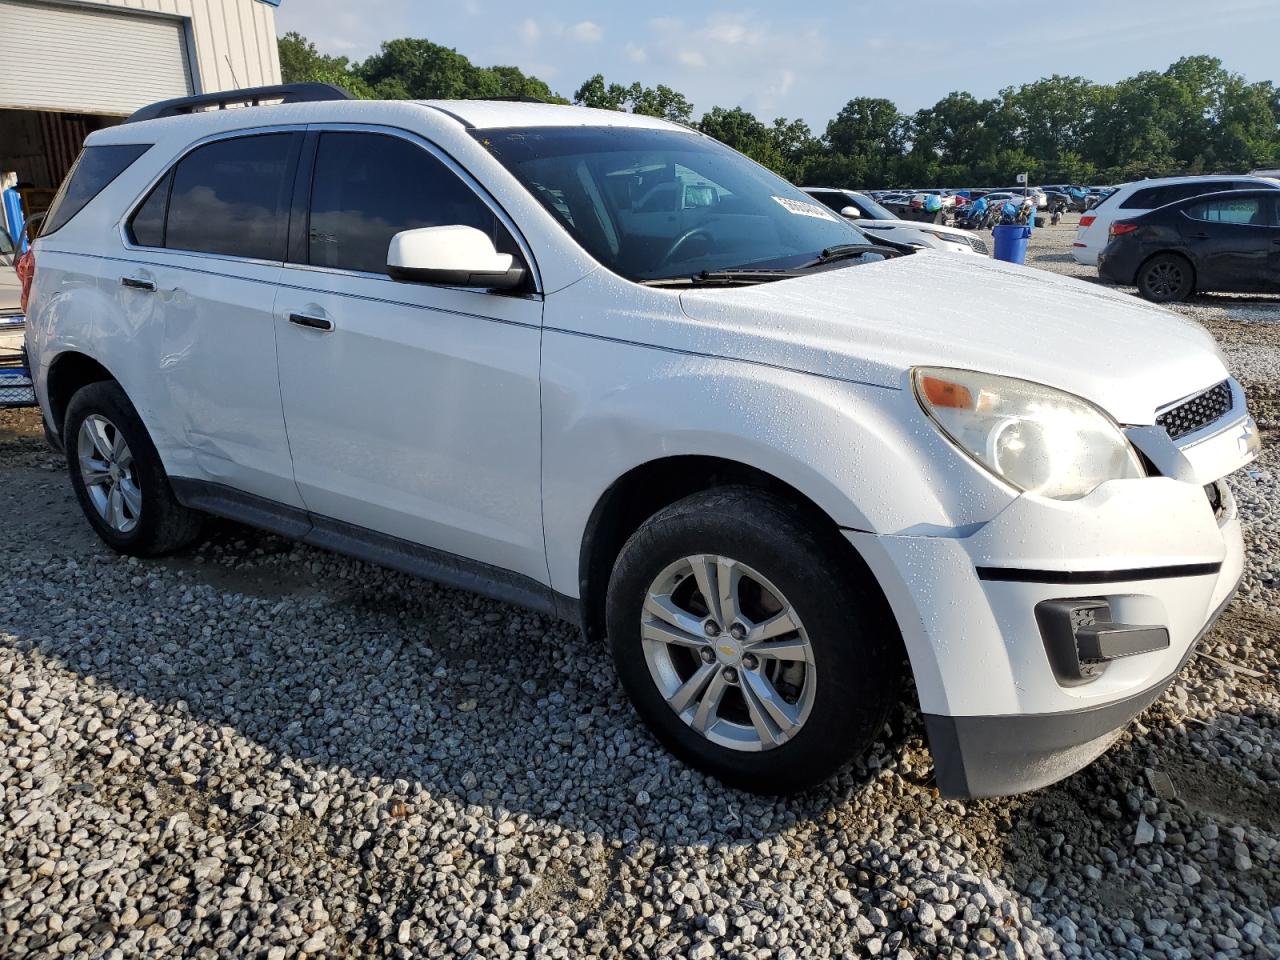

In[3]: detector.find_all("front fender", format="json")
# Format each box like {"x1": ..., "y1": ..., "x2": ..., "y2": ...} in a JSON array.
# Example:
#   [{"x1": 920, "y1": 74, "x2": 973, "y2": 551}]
[{"x1": 539, "y1": 329, "x2": 1014, "y2": 598}]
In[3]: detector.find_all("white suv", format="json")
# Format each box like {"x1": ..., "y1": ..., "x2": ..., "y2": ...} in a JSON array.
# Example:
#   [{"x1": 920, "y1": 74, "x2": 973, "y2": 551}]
[
  {"x1": 1072, "y1": 174, "x2": 1280, "y2": 266},
  {"x1": 25, "y1": 85, "x2": 1259, "y2": 797}
]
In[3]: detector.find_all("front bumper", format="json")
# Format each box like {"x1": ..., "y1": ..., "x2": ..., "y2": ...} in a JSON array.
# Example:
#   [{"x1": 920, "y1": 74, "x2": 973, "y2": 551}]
[
  {"x1": 848, "y1": 458, "x2": 1247, "y2": 797},
  {"x1": 921, "y1": 577, "x2": 1238, "y2": 797}
]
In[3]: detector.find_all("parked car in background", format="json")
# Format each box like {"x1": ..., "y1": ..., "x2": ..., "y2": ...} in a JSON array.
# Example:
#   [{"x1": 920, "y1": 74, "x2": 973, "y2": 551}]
[
  {"x1": 1073, "y1": 175, "x2": 1280, "y2": 266},
  {"x1": 1085, "y1": 187, "x2": 1116, "y2": 209},
  {"x1": 25, "y1": 86, "x2": 1259, "y2": 799},
  {"x1": 1098, "y1": 190, "x2": 1280, "y2": 302},
  {"x1": 803, "y1": 188, "x2": 990, "y2": 255}
]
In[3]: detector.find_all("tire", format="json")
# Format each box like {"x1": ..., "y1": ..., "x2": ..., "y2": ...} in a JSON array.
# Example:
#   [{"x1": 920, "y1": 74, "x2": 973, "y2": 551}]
[
  {"x1": 605, "y1": 486, "x2": 900, "y2": 793},
  {"x1": 1137, "y1": 253, "x2": 1194, "y2": 303},
  {"x1": 64, "y1": 380, "x2": 203, "y2": 557}
]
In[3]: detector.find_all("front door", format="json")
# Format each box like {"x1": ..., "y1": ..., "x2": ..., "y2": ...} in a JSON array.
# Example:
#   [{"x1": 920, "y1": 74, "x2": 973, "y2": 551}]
[{"x1": 273, "y1": 129, "x2": 547, "y2": 585}]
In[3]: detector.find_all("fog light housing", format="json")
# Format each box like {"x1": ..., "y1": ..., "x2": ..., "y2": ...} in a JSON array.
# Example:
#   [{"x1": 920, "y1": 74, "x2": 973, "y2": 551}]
[{"x1": 1036, "y1": 599, "x2": 1170, "y2": 687}]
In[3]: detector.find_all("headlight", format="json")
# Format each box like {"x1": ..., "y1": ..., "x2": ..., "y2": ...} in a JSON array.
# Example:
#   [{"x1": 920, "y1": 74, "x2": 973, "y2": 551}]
[{"x1": 913, "y1": 367, "x2": 1144, "y2": 500}]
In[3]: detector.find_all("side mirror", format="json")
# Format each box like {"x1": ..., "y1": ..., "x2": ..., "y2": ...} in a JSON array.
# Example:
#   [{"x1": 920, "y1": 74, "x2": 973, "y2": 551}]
[
  {"x1": 839, "y1": 206, "x2": 861, "y2": 219},
  {"x1": 387, "y1": 225, "x2": 526, "y2": 290}
]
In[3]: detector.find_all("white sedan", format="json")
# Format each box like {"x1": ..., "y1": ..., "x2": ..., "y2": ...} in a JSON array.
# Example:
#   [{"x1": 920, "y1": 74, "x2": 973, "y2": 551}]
[{"x1": 803, "y1": 188, "x2": 989, "y2": 256}]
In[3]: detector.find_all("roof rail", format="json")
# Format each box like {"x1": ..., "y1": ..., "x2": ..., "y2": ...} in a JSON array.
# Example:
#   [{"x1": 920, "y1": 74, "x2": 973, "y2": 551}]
[
  {"x1": 125, "y1": 82, "x2": 355, "y2": 124},
  {"x1": 468, "y1": 95, "x2": 547, "y2": 104}
]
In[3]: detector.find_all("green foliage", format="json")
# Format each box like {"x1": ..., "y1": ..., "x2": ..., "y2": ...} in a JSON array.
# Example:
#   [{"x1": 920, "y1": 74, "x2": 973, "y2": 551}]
[
  {"x1": 279, "y1": 34, "x2": 1280, "y2": 186},
  {"x1": 278, "y1": 32, "x2": 374, "y2": 98},
  {"x1": 278, "y1": 32, "x2": 567, "y2": 104},
  {"x1": 574, "y1": 75, "x2": 693, "y2": 123}
]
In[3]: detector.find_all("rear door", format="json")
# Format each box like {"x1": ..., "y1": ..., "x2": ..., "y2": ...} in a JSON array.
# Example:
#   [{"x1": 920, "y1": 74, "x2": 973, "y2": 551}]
[
  {"x1": 1180, "y1": 195, "x2": 1275, "y2": 291},
  {"x1": 1269, "y1": 196, "x2": 1280, "y2": 290},
  {"x1": 272, "y1": 128, "x2": 546, "y2": 584},
  {"x1": 121, "y1": 130, "x2": 304, "y2": 506}
]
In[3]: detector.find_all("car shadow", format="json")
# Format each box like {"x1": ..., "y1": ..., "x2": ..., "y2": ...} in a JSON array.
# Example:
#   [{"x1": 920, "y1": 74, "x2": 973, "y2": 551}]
[{"x1": 6, "y1": 467, "x2": 902, "y2": 850}]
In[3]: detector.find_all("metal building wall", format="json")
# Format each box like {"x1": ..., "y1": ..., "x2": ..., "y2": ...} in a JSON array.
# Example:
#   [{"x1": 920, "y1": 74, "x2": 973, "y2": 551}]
[{"x1": 28, "y1": 0, "x2": 282, "y2": 101}]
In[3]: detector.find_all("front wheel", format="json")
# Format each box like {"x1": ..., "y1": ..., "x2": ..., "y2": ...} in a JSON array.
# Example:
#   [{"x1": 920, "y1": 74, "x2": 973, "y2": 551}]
[
  {"x1": 1137, "y1": 253, "x2": 1194, "y2": 303},
  {"x1": 605, "y1": 487, "x2": 900, "y2": 793}
]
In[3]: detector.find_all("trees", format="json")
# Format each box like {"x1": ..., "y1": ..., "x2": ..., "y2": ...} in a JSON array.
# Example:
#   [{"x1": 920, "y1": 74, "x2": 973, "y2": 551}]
[
  {"x1": 277, "y1": 32, "x2": 373, "y2": 98},
  {"x1": 279, "y1": 33, "x2": 1280, "y2": 187},
  {"x1": 573, "y1": 75, "x2": 693, "y2": 124}
]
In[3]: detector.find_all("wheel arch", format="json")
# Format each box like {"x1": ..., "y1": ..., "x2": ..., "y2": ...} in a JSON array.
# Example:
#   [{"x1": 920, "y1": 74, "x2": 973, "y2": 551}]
[
  {"x1": 575, "y1": 454, "x2": 900, "y2": 651},
  {"x1": 45, "y1": 351, "x2": 120, "y2": 441}
]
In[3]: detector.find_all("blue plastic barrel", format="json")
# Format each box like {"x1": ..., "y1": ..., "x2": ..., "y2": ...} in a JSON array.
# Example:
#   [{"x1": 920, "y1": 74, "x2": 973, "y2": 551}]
[
  {"x1": 992, "y1": 224, "x2": 1031, "y2": 264},
  {"x1": 2, "y1": 188, "x2": 26, "y2": 254}
]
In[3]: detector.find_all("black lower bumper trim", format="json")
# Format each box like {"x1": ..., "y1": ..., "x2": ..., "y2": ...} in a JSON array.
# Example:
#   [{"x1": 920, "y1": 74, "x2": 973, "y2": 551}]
[
  {"x1": 976, "y1": 561, "x2": 1222, "y2": 584},
  {"x1": 926, "y1": 575, "x2": 1240, "y2": 798}
]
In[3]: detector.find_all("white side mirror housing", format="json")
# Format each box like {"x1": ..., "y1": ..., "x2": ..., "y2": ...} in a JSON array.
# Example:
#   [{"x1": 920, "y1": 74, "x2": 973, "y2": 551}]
[
  {"x1": 839, "y1": 206, "x2": 862, "y2": 219},
  {"x1": 387, "y1": 225, "x2": 526, "y2": 290}
]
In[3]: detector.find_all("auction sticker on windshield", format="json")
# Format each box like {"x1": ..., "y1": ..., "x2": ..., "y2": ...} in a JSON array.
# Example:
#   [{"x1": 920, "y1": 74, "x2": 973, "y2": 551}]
[{"x1": 773, "y1": 196, "x2": 840, "y2": 221}]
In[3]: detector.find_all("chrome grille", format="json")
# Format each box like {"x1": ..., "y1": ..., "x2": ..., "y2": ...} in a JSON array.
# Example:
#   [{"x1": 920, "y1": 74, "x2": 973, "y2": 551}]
[{"x1": 1156, "y1": 380, "x2": 1233, "y2": 440}]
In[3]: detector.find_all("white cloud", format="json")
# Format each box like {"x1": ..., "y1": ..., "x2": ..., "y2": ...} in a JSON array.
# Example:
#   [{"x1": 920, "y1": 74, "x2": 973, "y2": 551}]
[
  {"x1": 643, "y1": 13, "x2": 832, "y2": 116},
  {"x1": 569, "y1": 20, "x2": 602, "y2": 42},
  {"x1": 519, "y1": 18, "x2": 541, "y2": 44},
  {"x1": 624, "y1": 43, "x2": 648, "y2": 64}
]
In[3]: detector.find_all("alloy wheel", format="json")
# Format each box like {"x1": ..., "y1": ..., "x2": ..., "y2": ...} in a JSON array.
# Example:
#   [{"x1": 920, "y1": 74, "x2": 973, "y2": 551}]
[
  {"x1": 1145, "y1": 261, "x2": 1184, "y2": 299},
  {"x1": 641, "y1": 555, "x2": 816, "y2": 752},
  {"x1": 77, "y1": 414, "x2": 141, "y2": 533}
]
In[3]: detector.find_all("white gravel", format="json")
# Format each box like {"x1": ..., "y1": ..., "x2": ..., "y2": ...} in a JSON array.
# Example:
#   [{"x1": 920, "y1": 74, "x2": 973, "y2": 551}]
[{"x1": 1, "y1": 222, "x2": 1277, "y2": 959}]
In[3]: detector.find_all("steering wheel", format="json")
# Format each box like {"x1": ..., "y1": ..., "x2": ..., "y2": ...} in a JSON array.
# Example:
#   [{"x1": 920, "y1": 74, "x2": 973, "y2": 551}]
[{"x1": 659, "y1": 227, "x2": 714, "y2": 268}]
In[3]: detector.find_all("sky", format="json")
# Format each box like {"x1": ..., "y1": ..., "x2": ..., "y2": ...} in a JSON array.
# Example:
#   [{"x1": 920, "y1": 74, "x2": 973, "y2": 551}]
[{"x1": 275, "y1": 0, "x2": 1280, "y2": 128}]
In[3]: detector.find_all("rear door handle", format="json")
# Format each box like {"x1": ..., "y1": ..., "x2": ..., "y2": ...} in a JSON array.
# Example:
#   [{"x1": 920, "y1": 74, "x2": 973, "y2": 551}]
[
  {"x1": 288, "y1": 313, "x2": 334, "y2": 332},
  {"x1": 120, "y1": 276, "x2": 156, "y2": 292}
]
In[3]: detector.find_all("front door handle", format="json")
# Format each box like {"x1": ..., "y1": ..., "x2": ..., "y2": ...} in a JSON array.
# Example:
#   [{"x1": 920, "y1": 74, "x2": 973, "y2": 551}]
[
  {"x1": 288, "y1": 313, "x2": 334, "y2": 332},
  {"x1": 120, "y1": 276, "x2": 156, "y2": 292}
]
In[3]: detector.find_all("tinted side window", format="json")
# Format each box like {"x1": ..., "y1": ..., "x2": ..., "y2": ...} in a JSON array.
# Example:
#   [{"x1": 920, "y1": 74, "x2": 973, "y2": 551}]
[
  {"x1": 166, "y1": 133, "x2": 297, "y2": 260},
  {"x1": 41, "y1": 144, "x2": 152, "y2": 236},
  {"x1": 1122, "y1": 186, "x2": 1166, "y2": 209},
  {"x1": 1187, "y1": 197, "x2": 1265, "y2": 225},
  {"x1": 307, "y1": 132, "x2": 499, "y2": 275},
  {"x1": 128, "y1": 170, "x2": 171, "y2": 247},
  {"x1": 809, "y1": 192, "x2": 850, "y2": 214}
]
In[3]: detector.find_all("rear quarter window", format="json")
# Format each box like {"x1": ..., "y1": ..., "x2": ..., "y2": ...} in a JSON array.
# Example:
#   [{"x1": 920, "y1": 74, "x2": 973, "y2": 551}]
[
  {"x1": 1121, "y1": 186, "x2": 1168, "y2": 210},
  {"x1": 41, "y1": 144, "x2": 152, "y2": 236}
]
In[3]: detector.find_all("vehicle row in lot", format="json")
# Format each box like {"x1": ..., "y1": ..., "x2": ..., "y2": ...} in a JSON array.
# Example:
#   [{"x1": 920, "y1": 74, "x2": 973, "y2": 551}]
[{"x1": 25, "y1": 84, "x2": 1258, "y2": 798}]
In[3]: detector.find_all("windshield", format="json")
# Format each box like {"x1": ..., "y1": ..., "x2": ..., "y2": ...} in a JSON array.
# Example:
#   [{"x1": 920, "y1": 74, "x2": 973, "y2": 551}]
[{"x1": 474, "y1": 126, "x2": 872, "y2": 282}]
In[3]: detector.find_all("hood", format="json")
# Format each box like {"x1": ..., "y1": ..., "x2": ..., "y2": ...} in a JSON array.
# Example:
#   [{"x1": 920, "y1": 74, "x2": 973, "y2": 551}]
[
  {"x1": 678, "y1": 252, "x2": 1228, "y2": 426},
  {"x1": 865, "y1": 219, "x2": 972, "y2": 240}
]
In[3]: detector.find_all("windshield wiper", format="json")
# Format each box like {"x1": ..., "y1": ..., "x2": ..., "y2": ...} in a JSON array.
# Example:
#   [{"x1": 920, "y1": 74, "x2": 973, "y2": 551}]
[
  {"x1": 640, "y1": 269, "x2": 805, "y2": 288},
  {"x1": 801, "y1": 243, "x2": 906, "y2": 268}
]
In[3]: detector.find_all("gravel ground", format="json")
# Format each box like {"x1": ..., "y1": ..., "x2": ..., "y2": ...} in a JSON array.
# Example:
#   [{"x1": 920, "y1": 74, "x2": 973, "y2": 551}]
[{"x1": 2, "y1": 222, "x2": 1278, "y2": 959}]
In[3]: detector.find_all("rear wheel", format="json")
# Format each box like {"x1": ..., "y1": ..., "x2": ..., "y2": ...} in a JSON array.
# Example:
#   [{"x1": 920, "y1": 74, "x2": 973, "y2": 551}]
[
  {"x1": 1137, "y1": 253, "x2": 1194, "y2": 302},
  {"x1": 65, "y1": 381, "x2": 203, "y2": 557},
  {"x1": 605, "y1": 487, "x2": 900, "y2": 793}
]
